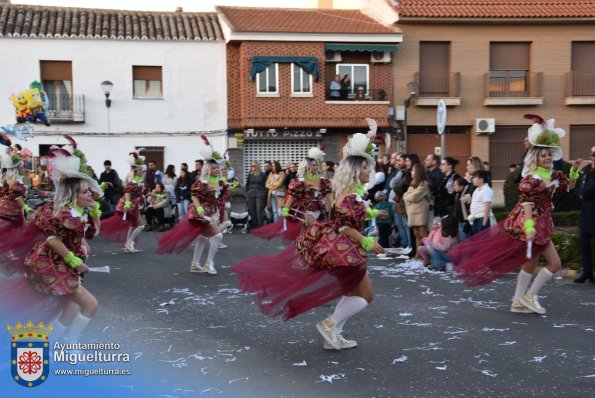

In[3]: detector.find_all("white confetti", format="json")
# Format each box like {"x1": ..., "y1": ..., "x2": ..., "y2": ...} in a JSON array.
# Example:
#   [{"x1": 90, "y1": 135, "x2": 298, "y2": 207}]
[
  {"x1": 292, "y1": 361, "x2": 307, "y2": 366},
  {"x1": 392, "y1": 355, "x2": 408, "y2": 364},
  {"x1": 499, "y1": 341, "x2": 517, "y2": 346},
  {"x1": 482, "y1": 327, "x2": 509, "y2": 332},
  {"x1": 317, "y1": 374, "x2": 346, "y2": 383},
  {"x1": 160, "y1": 299, "x2": 176, "y2": 306},
  {"x1": 399, "y1": 313, "x2": 413, "y2": 317},
  {"x1": 480, "y1": 369, "x2": 498, "y2": 377},
  {"x1": 435, "y1": 365, "x2": 447, "y2": 371},
  {"x1": 229, "y1": 377, "x2": 249, "y2": 384},
  {"x1": 531, "y1": 355, "x2": 547, "y2": 363}
]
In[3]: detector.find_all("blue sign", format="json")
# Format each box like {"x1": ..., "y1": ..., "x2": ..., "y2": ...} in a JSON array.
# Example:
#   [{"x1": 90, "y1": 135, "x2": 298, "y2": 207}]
[{"x1": 437, "y1": 100, "x2": 446, "y2": 135}]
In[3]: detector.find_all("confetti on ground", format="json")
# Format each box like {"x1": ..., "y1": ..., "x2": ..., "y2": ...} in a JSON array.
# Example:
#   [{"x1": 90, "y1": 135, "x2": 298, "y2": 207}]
[
  {"x1": 317, "y1": 374, "x2": 346, "y2": 383},
  {"x1": 392, "y1": 355, "x2": 408, "y2": 364},
  {"x1": 293, "y1": 361, "x2": 307, "y2": 366}
]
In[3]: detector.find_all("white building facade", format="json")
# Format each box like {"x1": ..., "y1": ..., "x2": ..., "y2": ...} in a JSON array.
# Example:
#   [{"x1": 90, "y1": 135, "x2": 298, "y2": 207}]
[{"x1": 0, "y1": 4, "x2": 227, "y2": 176}]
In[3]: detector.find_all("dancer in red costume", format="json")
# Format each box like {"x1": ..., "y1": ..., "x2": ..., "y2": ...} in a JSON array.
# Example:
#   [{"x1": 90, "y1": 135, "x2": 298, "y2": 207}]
[
  {"x1": 100, "y1": 149, "x2": 146, "y2": 253},
  {"x1": 0, "y1": 140, "x2": 36, "y2": 275},
  {"x1": 449, "y1": 115, "x2": 581, "y2": 315},
  {"x1": 252, "y1": 145, "x2": 332, "y2": 242},
  {"x1": 157, "y1": 136, "x2": 231, "y2": 275},
  {"x1": 0, "y1": 146, "x2": 103, "y2": 343},
  {"x1": 232, "y1": 133, "x2": 386, "y2": 350}
]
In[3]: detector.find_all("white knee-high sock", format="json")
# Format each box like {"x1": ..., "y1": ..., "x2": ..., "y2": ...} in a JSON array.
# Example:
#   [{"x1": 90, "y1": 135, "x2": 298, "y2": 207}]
[
  {"x1": 218, "y1": 221, "x2": 232, "y2": 234},
  {"x1": 329, "y1": 296, "x2": 368, "y2": 332},
  {"x1": 514, "y1": 270, "x2": 533, "y2": 300},
  {"x1": 129, "y1": 225, "x2": 144, "y2": 244},
  {"x1": 65, "y1": 313, "x2": 92, "y2": 343},
  {"x1": 527, "y1": 268, "x2": 554, "y2": 296},
  {"x1": 52, "y1": 319, "x2": 69, "y2": 339},
  {"x1": 207, "y1": 233, "x2": 223, "y2": 264},
  {"x1": 192, "y1": 236, "x2": 209, "y2": 264}
]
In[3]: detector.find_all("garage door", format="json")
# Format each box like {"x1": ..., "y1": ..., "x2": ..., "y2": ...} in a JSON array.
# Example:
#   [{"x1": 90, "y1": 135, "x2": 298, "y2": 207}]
[{"x1": 243, "y1": 140, "x2": 320, "y2": 177}]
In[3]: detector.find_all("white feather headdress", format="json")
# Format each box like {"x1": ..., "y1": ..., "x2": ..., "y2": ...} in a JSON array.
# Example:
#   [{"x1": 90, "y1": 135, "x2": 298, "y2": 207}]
[{"x1": 50, "y1": 154, "x2": 103, "y2": 196}]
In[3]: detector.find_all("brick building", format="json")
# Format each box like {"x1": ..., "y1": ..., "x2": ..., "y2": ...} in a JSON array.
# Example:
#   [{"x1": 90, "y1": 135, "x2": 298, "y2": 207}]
[
  {"x1": 392, "y1": 0, "x2": 595, "y2": 203},
  {"x1": 216, "y1": 6, "x2": 402, "y2": 179}
]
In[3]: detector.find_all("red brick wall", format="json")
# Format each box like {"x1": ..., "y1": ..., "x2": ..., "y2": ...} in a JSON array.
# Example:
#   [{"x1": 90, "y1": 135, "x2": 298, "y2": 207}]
[{"x1": 226, "y1": 41, "x2": 394, "y2": 129}]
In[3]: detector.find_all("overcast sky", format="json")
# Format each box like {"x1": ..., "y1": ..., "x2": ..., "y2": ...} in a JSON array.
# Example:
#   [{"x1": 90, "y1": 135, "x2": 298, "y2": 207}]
[{"x1": 11, "y1": 0, "x2": 320, "y2": 11}]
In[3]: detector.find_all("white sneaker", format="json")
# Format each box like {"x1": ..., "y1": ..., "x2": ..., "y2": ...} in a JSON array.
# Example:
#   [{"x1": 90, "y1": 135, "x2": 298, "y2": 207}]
[
  {"x1": 520, "y1": 293, "x2": 546, "y2": 315},
  {"x1": 218, "y1": 243, "x2": 228, "y2": 249},
  {"x1": 124, "y1": 242, "x2": 141, "y2": 253},
  {"x1": 190, "y1": 262, "x2": 207, "y2": 273},
  {"x1": 204, "y1": 261, "x2": 217, "y2": 275},
  {"x1": 401, "y1": 247, "x2": 413, "y2": 255},
  {"x1": 323, "y1": 334, "x2": 357, "y2": 350},
  {"x1": 316, "y1": 318, "x2": 340, "y2": 350}
]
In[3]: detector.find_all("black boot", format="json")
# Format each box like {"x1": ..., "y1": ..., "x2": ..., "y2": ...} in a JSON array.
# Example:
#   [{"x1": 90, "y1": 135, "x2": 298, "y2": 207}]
[{"x1": 574, "y1": 271, "x2": 594, "y2": 284}]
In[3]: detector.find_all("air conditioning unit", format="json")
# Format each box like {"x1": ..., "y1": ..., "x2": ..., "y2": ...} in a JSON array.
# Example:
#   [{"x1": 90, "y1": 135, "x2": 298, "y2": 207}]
[
  {"x1": 370, "y1": 51, "x2": 391, "y2": 63},
  {"x1": 325, "y1": 50, "x2": 342, "y2": 62},
  {"x1": 474, "y1": 118, "x2": 496, "y2": 134}
]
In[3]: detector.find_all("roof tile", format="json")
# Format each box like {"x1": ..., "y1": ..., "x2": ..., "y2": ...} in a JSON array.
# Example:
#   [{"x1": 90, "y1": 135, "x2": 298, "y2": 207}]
[
  {"x1": 396, "y1": 0, "x2": 595, "y2": 18},
  {"x1": 0, "y1": 3, "x2": 223, "y2": 41},
  {"x1": 217, "y1": 6, "x2": 400, "y2": 34}
]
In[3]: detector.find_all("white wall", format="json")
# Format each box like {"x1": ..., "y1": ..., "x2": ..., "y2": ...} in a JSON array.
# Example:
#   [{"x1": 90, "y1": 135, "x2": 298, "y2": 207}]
[{"x1": 0, "y1": 37, "x2": 227, "y2": 174}]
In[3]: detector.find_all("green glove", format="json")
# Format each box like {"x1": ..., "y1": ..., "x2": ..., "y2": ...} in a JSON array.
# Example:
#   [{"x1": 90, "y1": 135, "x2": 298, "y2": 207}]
[
  {"x1": 124, "y1": 200, "x2": 132, "y2": 209},
  {"x1": 64, "y1": 251, "x2": 83, "y2": 269},
  {"x1": 360, "y1": 236, "x2": 376, "y2": 251},
  {"x1": 281, "y1": 207, "x2": 290, "y2": 217},
  {"x1": 100, "y1": 182, "x2": 107, "y2": 190},
  {"x1": 22, "y1": 204, "x2": 32, "y2": 214},
  {"x1": 196, "y1": 206, "x2": 205, "y2": 215},
  {"x1": 365, "y1": 207, "x2": 379, "y2": 220},
  {"x1": 569, "y1": 167, "x2": 580, "y2": 180}
]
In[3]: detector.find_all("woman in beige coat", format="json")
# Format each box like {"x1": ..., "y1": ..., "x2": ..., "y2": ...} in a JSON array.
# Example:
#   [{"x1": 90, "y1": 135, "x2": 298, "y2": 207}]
[
  {"x1": 404, "y1": 163, "x2": 432, "y2": 258},
  {"x1": 266, "y1": 161, "x2": 286, "y2": 222}
]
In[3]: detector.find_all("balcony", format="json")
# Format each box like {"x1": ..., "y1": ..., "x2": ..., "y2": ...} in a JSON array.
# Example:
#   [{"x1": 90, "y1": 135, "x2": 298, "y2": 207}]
[
  {"x1": 565, "y1": 72, "x2": 595, "y2": 105},
  {"x1": 484, "y1": 71, "x2": 543, "y2": 106},
  {"x1": 414, "y1": 71, "x2": 461, "y2": 106},
  {"x1": 46, "y1": 94, "x2": 85, "y2": 123},
  {"x1": 325, "y1": 87, "x2": 390, "y2": 103}
]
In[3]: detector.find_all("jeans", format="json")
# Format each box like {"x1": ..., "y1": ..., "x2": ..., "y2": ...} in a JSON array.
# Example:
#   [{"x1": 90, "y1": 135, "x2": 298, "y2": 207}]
[
  {"x1": 395, "y1": 213, "x2": 409, "y2": 247},
  {"x1": 177, "y1": 199, "x2": 190, "y2": 219},
  {"x1": 580, "y1": 230, "x2": 594, "y2": 274},
  {"x1": 270, "y1": 196, "x2": 281, "y2": 222},
  {"x1": 458, "y1": 221, "x2": 469, "y2": 242},
  {"x1": 430, "y1": 247, "x2": 449, "y2": 268},
  {"x1": 248, "y1": 196, "x2": 266, "y2": 228},
  {"x1": 472, "y1": 218, "x2": 490, "y2": 235}
]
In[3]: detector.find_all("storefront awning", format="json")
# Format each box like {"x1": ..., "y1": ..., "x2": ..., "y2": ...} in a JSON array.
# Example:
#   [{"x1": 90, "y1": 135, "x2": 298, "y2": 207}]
[
  {"x1": 250, "y1": 56, "x2": 319, "y2": 81},
  {"x1": 324, "y1": 43, "x2": 398, "y2": 52}
]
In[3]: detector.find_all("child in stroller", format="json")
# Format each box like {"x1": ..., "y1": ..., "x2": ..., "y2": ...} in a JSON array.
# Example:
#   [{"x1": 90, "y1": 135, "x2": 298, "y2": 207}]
[{"x1": 228, "y1": 187, "x2": 250, "y2": 233}]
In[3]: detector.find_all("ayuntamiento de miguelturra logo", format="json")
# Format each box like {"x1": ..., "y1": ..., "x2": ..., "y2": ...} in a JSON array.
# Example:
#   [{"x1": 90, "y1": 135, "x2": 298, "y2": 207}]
[{"x1": 8, "y1": 321, "x2": 52, "y2": 388}]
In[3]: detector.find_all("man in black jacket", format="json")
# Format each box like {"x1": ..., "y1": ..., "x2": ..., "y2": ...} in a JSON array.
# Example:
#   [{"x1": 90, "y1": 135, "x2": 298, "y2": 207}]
[
  {"x1": 575, "y1": 147, "x2": 595, "y2": 284},
  {"x1": 98, "y1": 160, "x2": 122, "y2": 213}
]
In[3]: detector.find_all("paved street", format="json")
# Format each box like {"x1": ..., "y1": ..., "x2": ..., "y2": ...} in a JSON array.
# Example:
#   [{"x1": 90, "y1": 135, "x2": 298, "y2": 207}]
[{"x1": 81, "y1": 231, "x2": 595, "y2": 398}]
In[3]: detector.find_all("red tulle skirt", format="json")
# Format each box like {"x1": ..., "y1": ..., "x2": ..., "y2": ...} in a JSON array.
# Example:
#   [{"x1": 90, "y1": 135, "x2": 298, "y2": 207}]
[
  {"x1": 231, "y1": 245, "x2": 366, "y2": 321},
  {"x1": 100, "y1": 212, "x2": 137, "y2": 243},
  {"x1": 156, "y1": 218, "x2": 207, "y2": 255},
  {"x1": 0, "y1": 275, "x2": 67, "y2": 324},
  {"x1": 251, "y1": 218, "x2": 303, "y2": 243},
  {"x1": 0, "y1": 220, "x2": 43, "y2": 276},
  {"x1": 448, "y1": 221, "x2": 547, "y2": 286}
]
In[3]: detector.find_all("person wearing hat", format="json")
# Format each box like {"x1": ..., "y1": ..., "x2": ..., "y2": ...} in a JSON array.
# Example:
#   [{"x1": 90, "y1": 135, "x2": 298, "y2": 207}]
[
  {"x1": 252, "y1": 145, "x2": 332, "y2": 242},
  {"x1": 232, "y1": 132, "x2": 387, "y2": 350},
  {"x1": 157, "y1": 136, "x2": 231, "y2": 275},
  {"x1": 0, "y1": 140, "x2": 36, "y2": 274},
  {"x1": 100, "y1": 149, "x2": 147, "y2": 253},
  {"x1": 14, "y1": 139, "x2": 103, "y2": 341},
  {"x1": 449, "y1": 114, "x2": 582, "y2": 315}
]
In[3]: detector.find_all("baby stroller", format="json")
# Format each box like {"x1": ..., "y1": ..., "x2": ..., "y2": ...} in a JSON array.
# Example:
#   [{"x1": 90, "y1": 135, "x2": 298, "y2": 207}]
[{"x1": 228, "y1": 188, "x2": 250, "y2": 234}]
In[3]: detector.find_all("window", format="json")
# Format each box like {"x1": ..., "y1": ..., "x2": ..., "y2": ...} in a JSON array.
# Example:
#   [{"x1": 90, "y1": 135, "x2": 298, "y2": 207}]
[
  {"x1": 489, "y1": 126, "x2": 526, "y2": 180},
  {"x1": 336, "y1": 64, "x2": 369, "y2": 96},
  {"x1": 40, "y1": 60, "x2": 73, "y2": 112},
  {"x1": 256, "y1": 63, "x2": 278, "y2": 94},
  {"x1": 570, "y1": 125, "x2": 595, "y2": 160},
  {"x1": 419, "y1": 42, "x2": 450, "y2": 97},
  {"x1": 570, "y1": 42, "x2": 595, "y2": 96},
  {"x1": 489, "y1": 42, "x2": 530, "y2": 97},
  {"x1": 291, "y1": 64, "x2": 312, "y2": 94},
  {"x1": 133, "y1": 66, "x2": 163, "y2": 98}
]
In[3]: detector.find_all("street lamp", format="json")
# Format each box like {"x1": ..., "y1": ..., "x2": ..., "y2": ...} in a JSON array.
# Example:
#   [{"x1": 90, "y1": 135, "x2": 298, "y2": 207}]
[
  {"x1": 100, "y1": 80, "x2": 113, "y2": 108},
  {"x1": 403, "y1": 81, "x2": 418, "y2": 146}
]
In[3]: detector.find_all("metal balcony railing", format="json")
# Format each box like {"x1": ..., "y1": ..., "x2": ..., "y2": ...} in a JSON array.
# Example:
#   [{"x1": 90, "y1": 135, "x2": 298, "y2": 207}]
[
  {"x1": 326, "y1": 87, "x2": 389, "y2": 101},
  {"x1": 415, "y1": 71, "x2": 460, "y2": 97},
  {"x1": 485, "y1": 71, "x2": 542, "y2": 98},
  {"x1": 565, "y1": 71, "x2": 595, "y2": 96},
  {"x1": 46, "y1": 94, "x2": 85, "y2": 123}
]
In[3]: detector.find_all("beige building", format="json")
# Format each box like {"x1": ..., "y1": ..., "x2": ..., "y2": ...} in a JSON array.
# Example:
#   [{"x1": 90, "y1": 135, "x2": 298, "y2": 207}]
[{"x1": 392, "y1": 0, "x2": 595, "y2": 203}]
